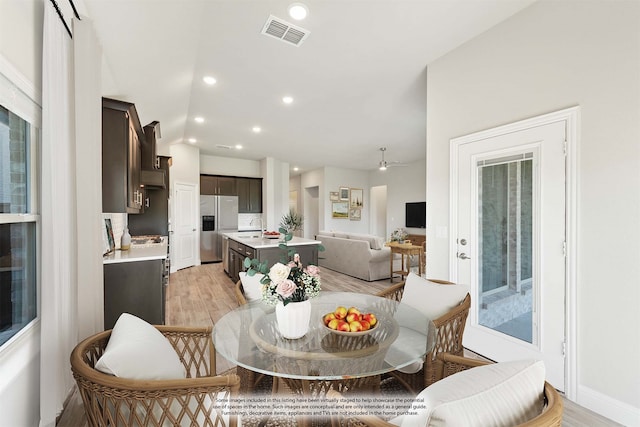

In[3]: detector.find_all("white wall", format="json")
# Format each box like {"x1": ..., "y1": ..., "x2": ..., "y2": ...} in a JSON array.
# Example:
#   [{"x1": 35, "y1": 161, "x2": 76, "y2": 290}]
[
  {"x1": 200, "y1": 154, "x2": 261, "y2": 177},
  {"x1": 425, "y1": 1, "x2": 640, "y2": 423},
  {"x1": 369, "y1": 159, "x2": 426, "y2": 237},
  {"x1": 301, "y1": 168, "x2": 323, "y2": 238},
  {"x1": 0, "y1": 1, "x2": 44, "y2": 424}
]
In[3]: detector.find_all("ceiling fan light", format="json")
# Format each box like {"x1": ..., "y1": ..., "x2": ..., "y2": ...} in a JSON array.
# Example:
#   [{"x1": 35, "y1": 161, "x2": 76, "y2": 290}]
[{"x1": 379, "y1": 164, "x2": 387, "y2": 171}]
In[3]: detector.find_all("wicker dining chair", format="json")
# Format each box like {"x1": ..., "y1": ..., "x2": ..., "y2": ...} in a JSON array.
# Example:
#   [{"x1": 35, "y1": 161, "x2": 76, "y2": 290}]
[
  {"x1": 328, "y1": 353, "x2": 563, "y2": 427},
  {"x1": 377, "y1": 278, "x2": 471, "y2": 394},
  {"x1": 70, "y1": 325, "x2": 240, "y2": 427}
]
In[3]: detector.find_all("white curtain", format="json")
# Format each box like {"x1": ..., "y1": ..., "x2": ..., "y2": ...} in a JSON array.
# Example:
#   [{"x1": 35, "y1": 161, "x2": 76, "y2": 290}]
[{"x1": 40, "y1": 3, "x2": 78, "y2": 426}]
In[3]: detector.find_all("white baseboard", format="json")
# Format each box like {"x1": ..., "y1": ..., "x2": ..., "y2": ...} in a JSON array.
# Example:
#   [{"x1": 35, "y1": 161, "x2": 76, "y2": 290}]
[{"x1": 578, "y1": 385, "x2": 640, "y2": 426}]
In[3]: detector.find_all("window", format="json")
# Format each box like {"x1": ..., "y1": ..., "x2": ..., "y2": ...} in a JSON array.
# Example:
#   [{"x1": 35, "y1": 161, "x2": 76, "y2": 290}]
[{"x1": 0, "y1": 102, "x2": 38, "y2": 347}]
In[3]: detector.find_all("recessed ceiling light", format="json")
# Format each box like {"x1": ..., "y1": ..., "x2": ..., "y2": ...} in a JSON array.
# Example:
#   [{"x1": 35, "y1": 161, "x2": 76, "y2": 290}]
[
  {"x1": 293, "y1": 167, "x2": 299, "y2": 171},
  {"x1": 252, "y1": 126, "x2": 261, "y2": 133},
  {"x1": 288, "y1": 3, "x2": 308, "y2": 20},
  {"x1": 188, "y1": 138, "x2": 197, "y2": 144},
  {"x1": 195, "y1": 117, "x2": 205, "y2": 123},
  {"x1": 282, "y1": 96, "x2": 294, "y2": 104},
  {"x1": 235, "y1": 144, "x2": 243, "y2": 150},
  {"x1": 203, "y1": 76, "x2": 217, "y2": 85}
]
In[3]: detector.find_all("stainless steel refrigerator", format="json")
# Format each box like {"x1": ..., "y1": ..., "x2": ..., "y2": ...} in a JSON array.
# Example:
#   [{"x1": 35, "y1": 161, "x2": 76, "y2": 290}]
[{"x1": 200, "y1": 195, "x2": 238, "y2": 263}]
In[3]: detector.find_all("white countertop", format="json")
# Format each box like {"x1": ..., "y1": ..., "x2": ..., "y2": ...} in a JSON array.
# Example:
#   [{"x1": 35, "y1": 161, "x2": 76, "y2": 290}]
[
  {"x1": 224, "y1": 232, "x2": 322, "y2": 249},
  {"x1": 103, "y1": 241, "x2": 168, "y2": 264}
]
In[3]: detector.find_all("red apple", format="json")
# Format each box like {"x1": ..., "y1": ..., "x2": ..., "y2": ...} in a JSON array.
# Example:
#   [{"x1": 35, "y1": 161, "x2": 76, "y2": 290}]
[
  {"x1": 323, "y1": 312, "x2": 336, "y2": 325},
  {"x1": 346, "y1": 312, "x2": 360, "y2": 323},
  {"x1": 327, "y1": 319, "x2": 340, "y2": 330},
  {"x1": 347, "y1": 306, "x2": 360, "y2": 316},
  {"x1": 360, "y1": 320, "x2": 371, "y2": 330},
  {"x1": 334, "y1": 306, "x2": 348, "y2": 320},
  {"x1": 337, "y1": 320, "x2": 350, "y2": 332},
  {"x1": 362, "y1": 313, "x2": 377, "y2": 327},
  {"x1": 349, "y1": 321, "x2": 363, "y2": 332}
]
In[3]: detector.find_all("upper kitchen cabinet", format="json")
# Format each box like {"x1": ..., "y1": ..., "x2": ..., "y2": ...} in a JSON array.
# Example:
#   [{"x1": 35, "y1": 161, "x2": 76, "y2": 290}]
[
  {"x1": 200, "y1": 175, "x2": 236, "y2": 196},
  {"x1": 140, "y1": 121, "x2": 166, "y2": 189},
  {"x1": 102, "y1": 97, "x2": 144, "y2": 213},
  {"x1": 237, "y1": 177, "x2": 263, "y2": 213}
]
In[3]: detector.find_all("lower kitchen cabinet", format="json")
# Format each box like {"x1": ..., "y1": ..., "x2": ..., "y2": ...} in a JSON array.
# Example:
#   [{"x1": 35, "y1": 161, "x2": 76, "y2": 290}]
[{"x1": 104, "y1": 259, "x2": 165, "y2": 330}]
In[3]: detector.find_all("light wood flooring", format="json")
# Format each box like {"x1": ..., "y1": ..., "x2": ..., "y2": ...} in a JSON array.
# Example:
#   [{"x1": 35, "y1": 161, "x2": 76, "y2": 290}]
[{"x1": 58, "y1": 263, "x2": 620, "y2": 426}]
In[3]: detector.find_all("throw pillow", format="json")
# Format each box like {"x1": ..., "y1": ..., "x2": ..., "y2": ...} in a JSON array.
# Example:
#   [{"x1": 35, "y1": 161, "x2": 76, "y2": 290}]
[
  {"x1": 400, "y1": 359, "x2": 546, "y2": 427},
  {"x1": 95, "y1": 313, "x2": 186, "y2": 380},
  {"x1": 401, "y1": 273, "x2": 469, "y2": 320},
  {"x1": 239, "y1": 271, "x2": 265, "y2": 301}
]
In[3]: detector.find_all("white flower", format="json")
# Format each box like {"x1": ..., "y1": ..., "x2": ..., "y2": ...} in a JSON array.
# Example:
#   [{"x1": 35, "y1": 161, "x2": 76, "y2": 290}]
[{"x1": 269, "y1": 262, "x2": 291, "y2": 285}]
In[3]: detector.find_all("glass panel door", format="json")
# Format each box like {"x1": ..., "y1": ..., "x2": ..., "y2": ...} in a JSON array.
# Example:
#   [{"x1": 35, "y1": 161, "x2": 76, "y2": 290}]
[{"x1": 478, "y1": 155, "x2": 533, "y2": 343}]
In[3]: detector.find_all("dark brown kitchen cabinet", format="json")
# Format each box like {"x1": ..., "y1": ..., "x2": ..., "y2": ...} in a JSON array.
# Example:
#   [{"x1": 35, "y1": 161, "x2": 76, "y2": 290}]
[
  {"x1": 237, "y1": 177, "x2": 263, "y2": 213},
  {"x1": 102, "y1": 97, "x2": 144, "y2": 213},
  {"x1": 200, "y1": 175, "x2": 236, "y2": 195}
]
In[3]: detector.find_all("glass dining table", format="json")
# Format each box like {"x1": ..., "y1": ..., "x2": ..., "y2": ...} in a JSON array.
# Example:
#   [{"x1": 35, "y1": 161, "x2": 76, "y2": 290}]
[{"x1": 213, "y1": 291, "x2": 436, "y2": 398}]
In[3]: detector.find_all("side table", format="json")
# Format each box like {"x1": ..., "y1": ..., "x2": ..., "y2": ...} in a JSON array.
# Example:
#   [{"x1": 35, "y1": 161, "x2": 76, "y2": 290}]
[{"x1": 386, "y1": 242, "x2": 424, "y2": 282}]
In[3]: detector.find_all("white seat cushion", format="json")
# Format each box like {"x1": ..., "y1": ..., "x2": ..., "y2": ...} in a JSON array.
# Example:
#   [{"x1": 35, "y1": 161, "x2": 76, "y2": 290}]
[
  {"x1": 401, "y1": 273, "x2": 469, "y2": 319},
  {"x1": 95, "y1": 313, "x2": 186, "y2": 380},
  {"x1": 400, "y1": 359, "x2": 546, "y2": 427},
  {"x1": 239, "y1": 271, "x2": 265, "y2": 302}
]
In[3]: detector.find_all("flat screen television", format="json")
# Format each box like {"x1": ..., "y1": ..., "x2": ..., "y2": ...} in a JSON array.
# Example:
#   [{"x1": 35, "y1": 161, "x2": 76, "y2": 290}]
[{"x1": 405, "y1": 201, "x2": 426, "y2": 228}]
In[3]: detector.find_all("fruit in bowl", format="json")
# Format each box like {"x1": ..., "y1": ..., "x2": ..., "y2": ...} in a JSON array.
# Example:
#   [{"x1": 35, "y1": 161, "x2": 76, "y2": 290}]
[
  {"x1": 323, "y1": 306, "x2": 377, "y2": 334},
  {"x1": 263, "y1": 231, "x2": 281, "y2": 239}
]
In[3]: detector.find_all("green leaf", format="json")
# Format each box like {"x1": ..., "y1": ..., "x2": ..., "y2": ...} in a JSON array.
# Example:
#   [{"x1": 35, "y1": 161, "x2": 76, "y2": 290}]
[
  {"x1": 284, "y1": 233, "x2": 293, "y2": 242},
  {"x1": 243, "y1": 257, "x2": 252, "y2": 268},
  {"x1": 278, "y1": 227, "x2": 288, "y2": 234},
  {"x1": 317, "y1": 244, "x2": 325, "y2": 252}
]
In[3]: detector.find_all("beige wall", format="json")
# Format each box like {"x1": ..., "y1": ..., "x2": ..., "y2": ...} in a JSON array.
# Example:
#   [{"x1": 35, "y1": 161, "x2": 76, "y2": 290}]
[{"x1": 426, "y1": 0, "x2": 639, "y2": 423}]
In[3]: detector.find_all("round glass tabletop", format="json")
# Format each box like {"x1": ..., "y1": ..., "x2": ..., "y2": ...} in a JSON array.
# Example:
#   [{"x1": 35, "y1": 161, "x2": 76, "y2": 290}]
[{"x1": 213, "y1": 291, "x2": 436, "y2": 381}]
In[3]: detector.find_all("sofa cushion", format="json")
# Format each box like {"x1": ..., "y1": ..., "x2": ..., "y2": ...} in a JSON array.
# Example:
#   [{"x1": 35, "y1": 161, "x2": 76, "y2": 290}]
[
  {"x1": 333, "y1": 232, "x2": 349, "y2": 239},
  {"x1": 95, "y1": 313, "x2": 186, "y2": 380},
  {"x1": 400, "y1": 359, "x2": 546, "y2": 427},
  {"x1": 401, "y1": 273, "x2": 469, "y2": 319},
  {"x1": 346, "y1": 232, "x2": 385, "y2": 250},
  {"x1": 239, "y1": 271, "x2": 265, "y2": 302}
]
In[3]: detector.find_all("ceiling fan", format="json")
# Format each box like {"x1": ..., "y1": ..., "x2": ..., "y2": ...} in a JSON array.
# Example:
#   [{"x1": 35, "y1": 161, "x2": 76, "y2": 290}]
[{"x1": 378, "y1": 147, "x2": 406, "y2": 170}]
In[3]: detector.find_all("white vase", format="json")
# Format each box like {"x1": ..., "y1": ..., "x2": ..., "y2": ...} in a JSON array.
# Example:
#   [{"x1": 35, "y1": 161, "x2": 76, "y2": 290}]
[
  {"x1": 275, "y1": 299, "x2": 311, "y2": 339},
  {"x1": 120, "y1": 228, "x2": 131, "y2": 250}
]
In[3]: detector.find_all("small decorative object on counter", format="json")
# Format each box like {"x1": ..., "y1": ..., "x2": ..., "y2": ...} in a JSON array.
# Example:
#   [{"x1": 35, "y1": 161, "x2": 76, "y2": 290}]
[{"x1": 120, "y1": 228, "x2": 131, "y2": 251}]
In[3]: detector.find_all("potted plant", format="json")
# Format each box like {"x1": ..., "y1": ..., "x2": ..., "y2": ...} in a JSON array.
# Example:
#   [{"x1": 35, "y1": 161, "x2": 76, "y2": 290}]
[{"x1": 279, "y1": 209, "x2": 304, "y2": 234}]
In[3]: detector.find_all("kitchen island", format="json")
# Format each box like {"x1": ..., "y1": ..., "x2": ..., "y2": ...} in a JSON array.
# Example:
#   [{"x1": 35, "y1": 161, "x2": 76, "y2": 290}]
[{"x1": 224, "y1": 232, "x2": 322, "y2": 283}]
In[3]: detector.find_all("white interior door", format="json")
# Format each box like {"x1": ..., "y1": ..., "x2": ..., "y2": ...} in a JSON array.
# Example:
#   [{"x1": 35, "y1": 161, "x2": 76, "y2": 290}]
[
  {"x1": 452, "y1": 119, "x2": 566, "y2": 391},
  {"x1": 173, "y1": 182, "x2": 197, "y2": 271}
]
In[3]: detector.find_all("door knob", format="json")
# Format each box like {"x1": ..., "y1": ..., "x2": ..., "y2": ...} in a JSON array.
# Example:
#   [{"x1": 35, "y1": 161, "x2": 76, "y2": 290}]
[
  {"x1": 458, "y1": 252, "x2": 471, "y2": 260},
  {"x1": 459, "y1": 238, "x2": 467, "y2": 245}
]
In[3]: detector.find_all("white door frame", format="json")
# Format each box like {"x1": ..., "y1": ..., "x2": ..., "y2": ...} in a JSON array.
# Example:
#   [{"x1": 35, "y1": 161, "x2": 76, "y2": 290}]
[
  {"x1": 171, "y1": 181, "x2": 198, "y2": 272},
  {"x1": 449, "y1": 106, "x2": 579, "y2": 399}
]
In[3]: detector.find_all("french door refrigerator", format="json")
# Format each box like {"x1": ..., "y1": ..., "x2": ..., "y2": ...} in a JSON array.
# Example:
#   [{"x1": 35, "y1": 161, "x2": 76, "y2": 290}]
[{"x1": 200, "y1": 195, "x2": 238, "y2": 263}]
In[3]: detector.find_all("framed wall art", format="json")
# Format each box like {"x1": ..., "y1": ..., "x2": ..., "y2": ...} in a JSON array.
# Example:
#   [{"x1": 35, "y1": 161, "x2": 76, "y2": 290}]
[
  {"x1": 330, "y1": 191, "x2": 339, "y2": 201},
  {"x1": 350, "y1": 188, "x2": 363, "y2": 209},
  {"x1": 332, "y1": 201, "x2": 349, "y2": 219},
  {"x1": 104, "y1": 218, "x2": 115, "y2": 254},
  {"x1": 349, "y1": 208, "x2": 361, "y2": 221},
  {"x1": 339, "y1": 187, "x2": 349, "y2": 201}
]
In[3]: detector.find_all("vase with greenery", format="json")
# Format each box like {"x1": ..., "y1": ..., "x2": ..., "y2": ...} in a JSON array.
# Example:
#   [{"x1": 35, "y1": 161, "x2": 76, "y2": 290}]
[{"x1": 279, "y1": 209, "x2": 304, "y2": 234}]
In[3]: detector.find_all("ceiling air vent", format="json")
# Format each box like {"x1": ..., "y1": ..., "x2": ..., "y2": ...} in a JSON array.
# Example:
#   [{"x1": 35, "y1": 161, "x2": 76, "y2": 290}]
[
  {"x1": 215, "y1": 144, "x2": 232, "y2": 150},
  {"x1": 261, "y1": 15, "x2": 310, "y2": 47}
]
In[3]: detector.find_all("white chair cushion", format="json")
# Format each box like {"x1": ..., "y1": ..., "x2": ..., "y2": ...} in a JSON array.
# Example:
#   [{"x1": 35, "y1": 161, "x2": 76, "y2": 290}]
[
  {"x1": 400, "y1": 359, "x2": 546, "y2": 427},
  {"x1": 239, "y1": 271, "x2": 265, "y2": 302},
  {"x1": 95, "y1": 313, "x2": 186, "y2": 380},
  {"x1": 401, "y1": 273, "x2": 469, "y2": 319}
]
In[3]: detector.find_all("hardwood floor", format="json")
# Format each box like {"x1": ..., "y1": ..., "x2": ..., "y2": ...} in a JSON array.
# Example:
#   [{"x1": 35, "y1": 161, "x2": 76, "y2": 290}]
[{"x1": 58, "y1": 262, "x2": 620, "y2": 426}]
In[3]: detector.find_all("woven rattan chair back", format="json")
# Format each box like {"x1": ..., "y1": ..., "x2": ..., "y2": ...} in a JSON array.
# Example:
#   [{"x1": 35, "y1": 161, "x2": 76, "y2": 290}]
[
  {"x1": 377, "y1": 278, "x2": 471, "y2": 393},
  {"x1": 70, "y1": 325, "x2": 240, "y2": 427}
]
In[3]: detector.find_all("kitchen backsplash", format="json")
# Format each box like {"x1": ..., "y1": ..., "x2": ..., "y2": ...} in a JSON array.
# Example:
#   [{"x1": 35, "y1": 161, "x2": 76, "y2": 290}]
[
  {"x1": 103, "y1": 213, "x2": 126, "y2": 250},
  {"x1": 238, "y1": 213, "x2": 262, "y2": 231}
]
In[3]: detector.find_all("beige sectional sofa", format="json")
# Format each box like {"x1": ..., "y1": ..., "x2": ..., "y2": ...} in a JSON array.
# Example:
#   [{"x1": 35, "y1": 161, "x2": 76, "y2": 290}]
[{"x1": 315, "y1": 231, "x2": 401, "y2": 281}]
